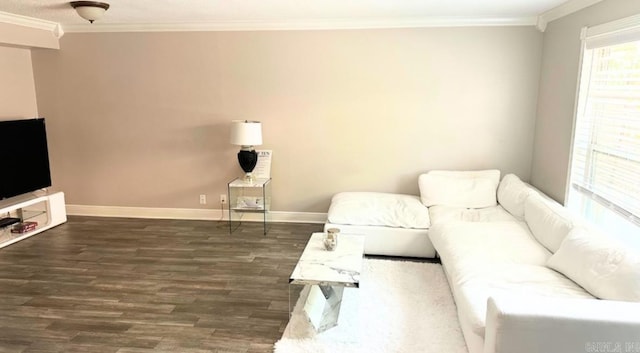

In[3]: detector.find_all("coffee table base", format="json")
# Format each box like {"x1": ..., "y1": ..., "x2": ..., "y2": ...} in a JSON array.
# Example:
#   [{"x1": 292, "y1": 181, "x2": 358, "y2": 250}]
[
  {"x1": 288, "y1": 233, "x2": 365, "y2": 334},
  {"x1": 303, "y1": 285, "x2": 345, "y2": 332}
]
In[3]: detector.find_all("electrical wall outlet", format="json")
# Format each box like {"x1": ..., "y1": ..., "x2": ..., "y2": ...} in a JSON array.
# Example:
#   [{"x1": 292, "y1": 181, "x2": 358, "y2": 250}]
[
  {"x1": 220, "y1": 194, "x2": 227, "y2": 204},
  {"x1": 199, "y1": 194, "x2": 206, "y2": 204}
]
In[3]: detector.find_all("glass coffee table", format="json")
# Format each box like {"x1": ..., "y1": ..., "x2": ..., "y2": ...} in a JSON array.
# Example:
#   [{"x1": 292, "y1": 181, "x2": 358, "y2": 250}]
[{"x1": 289, "y1": 232, "x2": 365, "y2": 332}]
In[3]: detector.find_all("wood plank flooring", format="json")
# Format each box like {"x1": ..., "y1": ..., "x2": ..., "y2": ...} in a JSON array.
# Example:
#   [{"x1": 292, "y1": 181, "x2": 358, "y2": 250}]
[{"x1": 0, "y1": 216, "x2": 323, "y2": 353}]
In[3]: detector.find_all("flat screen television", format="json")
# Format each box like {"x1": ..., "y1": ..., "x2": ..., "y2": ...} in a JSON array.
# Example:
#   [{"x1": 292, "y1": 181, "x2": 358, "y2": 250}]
[{"x1": 0, "y1": 118, "x2": 52, "y2": 200}]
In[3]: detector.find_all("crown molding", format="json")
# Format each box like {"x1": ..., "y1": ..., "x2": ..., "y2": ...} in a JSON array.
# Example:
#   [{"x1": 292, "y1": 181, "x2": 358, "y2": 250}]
[
  {"x1": 62, "y1": 16, "x2": 538, "y2": 33},
  {"x1": 535, "y1": 17, "x2": 548, "y2": 32},
  {"x1": 0, "y1": 10, "x2": 64, "y2": 38},
  {"x1": 537, "y1": 0, "x2": 604, "y2": 32},
  {"x1": 0, "y1": 1, "x2": 607, "y2": 37},
  {"x1": 584, "y1": 12, "x2": 640, "y2": 38}
]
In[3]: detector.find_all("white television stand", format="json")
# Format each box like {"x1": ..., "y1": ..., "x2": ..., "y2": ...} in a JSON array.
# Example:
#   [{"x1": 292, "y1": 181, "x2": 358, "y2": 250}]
[{"x1": 0, "y1": 191, "x2": 67, "y2": 249}]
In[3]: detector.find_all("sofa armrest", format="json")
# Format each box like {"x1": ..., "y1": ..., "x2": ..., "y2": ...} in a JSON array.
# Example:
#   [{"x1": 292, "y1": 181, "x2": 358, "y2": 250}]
[{"x1": 484, "y1": 295, "x2": 640, "y2": 353}]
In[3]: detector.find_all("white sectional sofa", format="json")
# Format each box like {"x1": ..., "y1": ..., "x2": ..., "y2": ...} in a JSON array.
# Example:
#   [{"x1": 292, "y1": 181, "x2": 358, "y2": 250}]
[{"x1": 325, "y1": 170, "x2": 640, "y2": 353}]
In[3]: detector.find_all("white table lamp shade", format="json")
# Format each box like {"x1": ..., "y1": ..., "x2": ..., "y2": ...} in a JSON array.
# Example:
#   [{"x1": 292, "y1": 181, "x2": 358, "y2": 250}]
[{"x1": 230, "y1": 120, "x2": 262, "y2": 146}]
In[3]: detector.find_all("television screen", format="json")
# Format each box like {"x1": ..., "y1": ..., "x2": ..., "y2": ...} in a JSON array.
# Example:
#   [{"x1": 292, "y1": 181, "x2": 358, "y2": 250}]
[{"x1": 0, "y1": 118, "x2": 52, "y2": 200}]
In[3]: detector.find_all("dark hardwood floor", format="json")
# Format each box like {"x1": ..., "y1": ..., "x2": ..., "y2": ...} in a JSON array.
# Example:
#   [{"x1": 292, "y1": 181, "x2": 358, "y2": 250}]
[{"x1": 0, "y1": 216, "x2": 323, "y2": 353}]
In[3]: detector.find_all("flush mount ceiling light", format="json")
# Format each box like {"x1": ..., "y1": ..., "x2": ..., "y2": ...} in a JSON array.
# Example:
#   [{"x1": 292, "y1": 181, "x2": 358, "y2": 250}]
[{"x1": 70, "y1": 1, "x2": 110, "y2": 23}]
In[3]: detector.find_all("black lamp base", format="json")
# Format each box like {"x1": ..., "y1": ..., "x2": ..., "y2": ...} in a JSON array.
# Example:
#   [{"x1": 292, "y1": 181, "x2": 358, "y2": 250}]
[{"x1": 238, "y1": 149, "x2": 258, "y2": 180}]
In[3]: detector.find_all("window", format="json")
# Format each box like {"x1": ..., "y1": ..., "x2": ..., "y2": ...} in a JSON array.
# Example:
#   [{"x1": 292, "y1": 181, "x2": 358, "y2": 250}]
[{"x1": 567, "y1": 18, "x2": 640, "y2": 245}]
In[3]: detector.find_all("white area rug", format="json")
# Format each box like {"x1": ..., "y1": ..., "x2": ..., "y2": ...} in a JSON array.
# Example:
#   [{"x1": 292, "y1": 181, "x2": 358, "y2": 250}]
[{"x1": 275, "y1": 259, "x2": 468, "y2": 353}]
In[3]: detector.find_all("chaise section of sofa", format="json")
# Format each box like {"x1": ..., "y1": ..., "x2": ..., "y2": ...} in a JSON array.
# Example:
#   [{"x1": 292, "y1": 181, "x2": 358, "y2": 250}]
[
  {"x1": 324, "y1": 191, "x2": 434, "y2": 258},
  {"x1": 423, "y1": 170, "x2": 640, "y2": 353},
  {"x1": 430, "y1": 221, "x2": 595, "y2": 353}
]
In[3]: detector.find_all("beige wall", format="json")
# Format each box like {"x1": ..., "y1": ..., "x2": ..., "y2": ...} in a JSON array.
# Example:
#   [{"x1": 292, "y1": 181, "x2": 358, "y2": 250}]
[
  {"x1": 0, "y1": 46, "x2": 38, "y2": 119},
  {"x1": 32, "y1": 27, "x2": 542, "y2": 212},
  {"x1": 530, "y1": 0, "x2": 640, "y2": 203}
]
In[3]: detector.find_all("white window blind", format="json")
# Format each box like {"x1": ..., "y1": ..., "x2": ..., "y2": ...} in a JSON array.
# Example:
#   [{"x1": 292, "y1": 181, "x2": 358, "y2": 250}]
[{"x1": 567, "y1": 20, "x2": 640, "y2": 232}]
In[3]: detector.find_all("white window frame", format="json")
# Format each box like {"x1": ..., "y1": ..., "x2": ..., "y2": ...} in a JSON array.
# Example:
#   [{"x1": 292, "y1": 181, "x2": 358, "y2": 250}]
[{"x1": 566, "y1": 13, "x2": 640, "y2": 243}]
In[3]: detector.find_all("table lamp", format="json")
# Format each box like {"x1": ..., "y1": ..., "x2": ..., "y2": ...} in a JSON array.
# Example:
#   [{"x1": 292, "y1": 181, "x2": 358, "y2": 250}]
[{"x1": 230, "y1": 120, "x2": 262, "y2": 181}]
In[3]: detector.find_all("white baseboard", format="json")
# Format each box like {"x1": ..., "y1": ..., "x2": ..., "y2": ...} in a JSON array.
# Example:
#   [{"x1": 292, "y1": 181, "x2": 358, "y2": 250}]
[{"x1": 66, "y1": 204, "x2": 327, "y2": 224}]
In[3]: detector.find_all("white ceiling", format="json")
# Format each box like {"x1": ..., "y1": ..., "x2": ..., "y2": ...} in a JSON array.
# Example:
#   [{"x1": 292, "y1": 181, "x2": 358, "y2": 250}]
[{"x1": 0, "y1": 0, "x2": 575, "y2": 29}]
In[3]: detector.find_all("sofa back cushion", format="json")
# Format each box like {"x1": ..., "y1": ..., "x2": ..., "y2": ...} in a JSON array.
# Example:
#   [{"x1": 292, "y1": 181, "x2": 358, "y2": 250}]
[
  {"x1": 547, "y1": 227, "x2": 640, "y2": 302},
  {"x1": 497, "y1": 173, "x2": 533, "y2": 221},
  {"x1": 524, "y1": 194, "x2": 574, "y2": 253},
  {"x1": 418, "y1": 170, "x2": 500, "y2": 208}
]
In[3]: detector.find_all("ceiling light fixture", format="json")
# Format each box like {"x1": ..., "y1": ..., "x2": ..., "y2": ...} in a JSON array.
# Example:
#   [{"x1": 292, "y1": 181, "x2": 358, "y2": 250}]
[{"x1": 70, "y1": 1, "x2": 110, "y2": 24}]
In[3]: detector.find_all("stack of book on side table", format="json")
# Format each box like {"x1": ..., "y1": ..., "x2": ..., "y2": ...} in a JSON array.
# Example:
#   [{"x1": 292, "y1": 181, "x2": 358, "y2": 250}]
[{"x1": 11, "y1": 221, "x2": 38, "y2": 234}]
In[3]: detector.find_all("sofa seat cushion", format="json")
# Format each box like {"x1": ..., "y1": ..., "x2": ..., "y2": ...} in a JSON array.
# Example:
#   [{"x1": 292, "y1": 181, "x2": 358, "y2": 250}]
[
  {"x1": 455, "y1": 264, "x2": 595, "y2": 337},
  {"x1": 430, "y1": 222, "x2": 552, "y2": 286},
  {"x1": 429, "y1": 205, "x2": 515, "y2": 225},
  {"x1": 327, "y1": 192, "x2": 430, "y2": 229}
]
